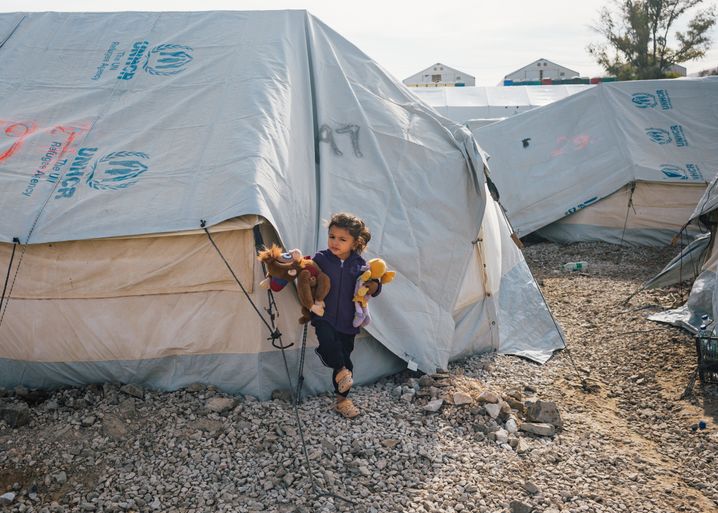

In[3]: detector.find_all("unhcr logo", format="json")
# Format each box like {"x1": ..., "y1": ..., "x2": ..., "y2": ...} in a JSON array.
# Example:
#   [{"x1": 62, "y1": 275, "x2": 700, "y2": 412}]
[
  {"x1": 661, "y1": 165, "x2": 689, "y2": 180},
  {"x1": 143, "y1": 44, "x2": 193, "y2": 76},
  {"x1": 632, "y1": 93, "x2": 657, "y2": 109},
  {"x1": 660, "y1": 164, "x2": 703, "y2": 181},
  {"x1": 86, "y1": 151, "x2": 150, "y2": 191},
  {"x1": 632, "y1": 90, "x2": 672, "y2": 110},
  {"x1": 646, "y1": 128, "x2": 672, "y2": 145},
  {"x1": 55, "y1": 149, "x2": 149, "y2": 199}
]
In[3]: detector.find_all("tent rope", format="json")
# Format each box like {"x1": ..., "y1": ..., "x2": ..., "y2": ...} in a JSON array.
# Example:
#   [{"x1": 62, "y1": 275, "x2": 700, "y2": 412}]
[
  {"x1": 203, "y1": 221, "x2": 355, "y2": 507},
  {"x1": 0, "y1": 238, "x2": 20, "y2": 328},
  {"x1": 616, "y1": 183, "x2": 636, "y2": 259}
]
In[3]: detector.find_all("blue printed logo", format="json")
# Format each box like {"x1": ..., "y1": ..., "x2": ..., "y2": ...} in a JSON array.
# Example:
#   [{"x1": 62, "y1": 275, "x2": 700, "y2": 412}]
[
  {"x1": 632, "y1": 90, "x2": 672, "y2": 110},
  {"x1": 565, "y1": 196, "x2": 599, "y2": 216},
  {"x1": 670, "y1": 124, "x2": 688, "y2": 147},
  {"x1": 632, "y1": 93, "x2": 657, "y2": 108},
  {"x1": 646, "y1": 128, "x2": 672, "y2": 145},
  {"x1": 86, "y1": 151, "x2": 150, "y2": 191},
  {"x1": 661, "y1": 165, "x2": 688, "y2": 180},
  {"x1": 143, "y1": 44, "x2": 193, "y2": 76},
  {"x1": 117, "y1": 41, "x2": 150, "y2": 80},
  {"x1": 660, "y1": 164, "x2": 703, "y2": 181}
]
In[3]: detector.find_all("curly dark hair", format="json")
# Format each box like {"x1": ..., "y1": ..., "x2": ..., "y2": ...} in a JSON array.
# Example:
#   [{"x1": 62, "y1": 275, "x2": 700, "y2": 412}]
[{"x1": 328, "y1": 212, "x2": 371, "y2": 253}]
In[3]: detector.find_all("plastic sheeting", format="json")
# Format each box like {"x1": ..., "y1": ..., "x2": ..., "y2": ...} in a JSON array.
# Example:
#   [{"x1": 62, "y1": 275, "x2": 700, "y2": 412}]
[
  {"x1": 650, "y1": 175, "x2": 718, "y2": 332},
  {"x1": 0, "y1": 10, "x2": 564, "y2": 394},
  {"x1": 411, "y1": 85, "x2": 592, "y2": 124},
  {"x1": 472, "y1": 78, "x2": 718, "y2": 244}
]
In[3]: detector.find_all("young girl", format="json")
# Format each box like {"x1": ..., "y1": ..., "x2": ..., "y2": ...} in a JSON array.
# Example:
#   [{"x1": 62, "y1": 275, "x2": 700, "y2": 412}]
[{"x1": 311, "y1": 212, "x2": 381, "y2": 418}]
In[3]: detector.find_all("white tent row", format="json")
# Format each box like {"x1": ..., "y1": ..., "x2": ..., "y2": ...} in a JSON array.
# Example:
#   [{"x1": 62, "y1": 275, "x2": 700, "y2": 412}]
[
  {"x1": 0, "y1": 10, "x2": 564, "y2": 398},
  {"x1": 470, "y1": 78, "x2": 718, "y2": 246},
  {"x1": 410, "y1": 85, "x2": 593, "y2": 124}
]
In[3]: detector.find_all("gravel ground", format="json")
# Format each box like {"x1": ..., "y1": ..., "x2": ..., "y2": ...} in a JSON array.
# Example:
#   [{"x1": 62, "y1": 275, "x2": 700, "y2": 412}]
[{"x1": 2, "y1": 241, "x2": 718, "y2": 513}]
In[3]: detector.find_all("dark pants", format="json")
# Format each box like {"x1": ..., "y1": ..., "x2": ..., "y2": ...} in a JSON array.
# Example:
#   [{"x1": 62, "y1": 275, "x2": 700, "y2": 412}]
[{"x1": 314, "y1": 322, "x2": 355, "y2": 397}]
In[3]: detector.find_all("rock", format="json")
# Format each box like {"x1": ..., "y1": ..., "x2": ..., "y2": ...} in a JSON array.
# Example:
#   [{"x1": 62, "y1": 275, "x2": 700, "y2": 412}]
[
  {"x1": 186, "y1": 383, "x2": 206, "y2": 392},
  {"x1": 54, "y1": 471, "x2": 67, "y2": 484},
  {"x1": 118, "y1": 398, "x2": 137, "y2": 418},
  {"x1": 418, "y1": 375, "x2": 434, "y2": 387},
  {"x1": 205, "y1": 397, "x2": 236, "y2": 413},
  {"x1": 391, "y1": 386, "x2": 403, "y2": 398},
  {"x1": 505, "y1": 418, "x2": 519, "y2": 433},
  {"x1": 81, "y1": 415, "x2": 96, "y2": 427},
  {"x1": 520, "y1": 422, "x2": 556, "y2": 437},
  {"x1": 525, "y1": 400, "x2": 562, "y2": 428},
  {"x1": 522, "y1": 481, "x2": 541, "y2": 495},
  {"x1": 485, "y1": 403, "x2": 501, "y2": 419},
  {"x1": 506, "y1": 397, "x2": 525, "y2": 412},
  {"x1": 0, "y1": 402, "x2": 30, "y2": 428},
  {"x1": 453, "y1": 392, "x2": 473, "y2": 405},
  {"x1": 0, "y1": 492, "x2": 16, "y2": 506},
  {"x1": 119, "y1": 384, "x2": 144, "y2": 399},
  {"x1": 515, "y1": 438, "x2": 531, "y2": 454},
  {"x1": 478, "y1": 390, "x2": 499, "y2": 403},
  {"x1": 102, "y1": 415, "x2": 128, "y2": 440},
  {"x1": 510, "y1": 500, "x2": 533, "y2": 513},
  {"x1": 494, "y1": 428, "x2": 509, "y2": 444},
  {"x1": 271, "y1": 389, "x2": 292, "y2": 403},
  {"x1": 423, "y1": 399, "x2": 443, "y2": 413},
  {"x1": 400, "y1": 392, "x2": 415, "y2": 403}
]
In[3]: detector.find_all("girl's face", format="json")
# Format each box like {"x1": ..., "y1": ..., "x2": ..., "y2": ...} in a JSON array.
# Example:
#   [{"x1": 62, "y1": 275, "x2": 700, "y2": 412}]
[{"x1": 328, "y1": 225, "x2": 356, "y2": 260}]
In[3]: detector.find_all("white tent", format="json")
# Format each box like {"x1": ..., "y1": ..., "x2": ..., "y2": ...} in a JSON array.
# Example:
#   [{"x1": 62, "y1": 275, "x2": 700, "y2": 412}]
[
  {"x1": 0, "y1": 11, "x2": 564, "y2": 398},
  {"x1": 471, "y1": 78, "x2": 718, "y2": 246},
  {"x1": 411, "y1": 85, "x2": 593, "y2": 124}
]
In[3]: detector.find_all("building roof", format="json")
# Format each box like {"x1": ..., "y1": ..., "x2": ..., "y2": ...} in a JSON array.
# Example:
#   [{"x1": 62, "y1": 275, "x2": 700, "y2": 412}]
[{"x1": 504, "y1": 58, "x2": 579, "y2": 78}]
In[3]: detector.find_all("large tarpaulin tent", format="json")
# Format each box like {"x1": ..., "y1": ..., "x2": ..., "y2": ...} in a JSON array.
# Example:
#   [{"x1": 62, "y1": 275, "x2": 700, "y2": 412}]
[
  {"x1": 410, "y1": 85, "x2": 592, "y2": 125},
  {"x1": 0, "y1": 10, "x2": 564, "y2": 398},
  {"x1": 471, "y1": 78, "x2": 718, "y2": 246}
]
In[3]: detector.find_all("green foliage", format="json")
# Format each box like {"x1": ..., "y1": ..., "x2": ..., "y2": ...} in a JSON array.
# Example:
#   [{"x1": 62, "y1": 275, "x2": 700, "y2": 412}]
[{"x1": 588, "y1": 0, "x2": 717, "y2": 80}]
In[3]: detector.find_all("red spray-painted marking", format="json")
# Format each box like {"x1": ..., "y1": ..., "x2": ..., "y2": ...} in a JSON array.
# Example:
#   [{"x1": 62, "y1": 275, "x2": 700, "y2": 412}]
[
  {"x1": 50, "y1": 123, "x2": 91, "y2": 160},
  {"x1": 0, "y1": 121, "x2": 37, "y2": 163},
  {"x1": 0, "y1": 119, "x2": 91, "y2": 166},
  {"x1": 551, "y1": 134, "x2": 593, "y2": 157}
]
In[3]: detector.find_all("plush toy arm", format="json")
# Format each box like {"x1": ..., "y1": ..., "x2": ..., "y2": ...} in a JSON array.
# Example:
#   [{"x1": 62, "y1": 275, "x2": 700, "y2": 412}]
[
  {"x1": 381, "y1": 270, "x2": 396, "y2": 284},
  {"x1": 296, "y1": 270, "x2": 315, "y2": 311}
]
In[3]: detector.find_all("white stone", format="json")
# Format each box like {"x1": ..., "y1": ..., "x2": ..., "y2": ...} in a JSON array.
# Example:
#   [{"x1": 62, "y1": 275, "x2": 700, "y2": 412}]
[
  {"x1": 495, "y1": 428, "x2": 509, "y2": 444},
  {"x1": 423, "y1": 399, "x2": 444, "y2": 413},
  {"x1": 0, "y1": 492, "x2": 16, "y2": 506},
  {"x1": 485, "y1": 403, "x2": 501, "y2": 419}
]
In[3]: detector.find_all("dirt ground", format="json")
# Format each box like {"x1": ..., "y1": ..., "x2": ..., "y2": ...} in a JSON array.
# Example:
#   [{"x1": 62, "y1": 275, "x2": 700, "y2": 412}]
[{"x1": 521, "y1": 241, "x2": 718, "y2": 512}]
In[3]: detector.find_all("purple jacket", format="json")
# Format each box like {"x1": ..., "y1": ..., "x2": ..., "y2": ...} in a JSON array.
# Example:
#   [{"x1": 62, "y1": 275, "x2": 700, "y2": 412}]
[{"x1": 311, "y1": 249, "x2": 381, "y2": 335}]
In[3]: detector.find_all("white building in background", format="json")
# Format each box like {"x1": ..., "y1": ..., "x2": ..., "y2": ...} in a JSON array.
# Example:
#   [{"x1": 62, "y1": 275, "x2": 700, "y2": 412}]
[
  {"x1": 505, "y1": 58, "x2": 579, "y2": 82},
  {"x1": 403, "y1": 63, "x2": 475, "y2": 87},
  {"x1": 667, "y1": 63, "x2": 687, "y2": 77}
]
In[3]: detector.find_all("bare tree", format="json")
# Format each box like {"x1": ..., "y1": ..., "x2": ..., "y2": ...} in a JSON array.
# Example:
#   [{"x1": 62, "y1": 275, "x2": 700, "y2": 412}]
[{"x1": 588, "y1": 0, "x2": 716, "y2": 80}]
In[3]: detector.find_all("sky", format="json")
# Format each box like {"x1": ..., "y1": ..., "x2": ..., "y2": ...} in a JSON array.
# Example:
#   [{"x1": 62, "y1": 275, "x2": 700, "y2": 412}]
[{"x1": 4, "y1": 0, "x2": 718, "y2": 86}]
